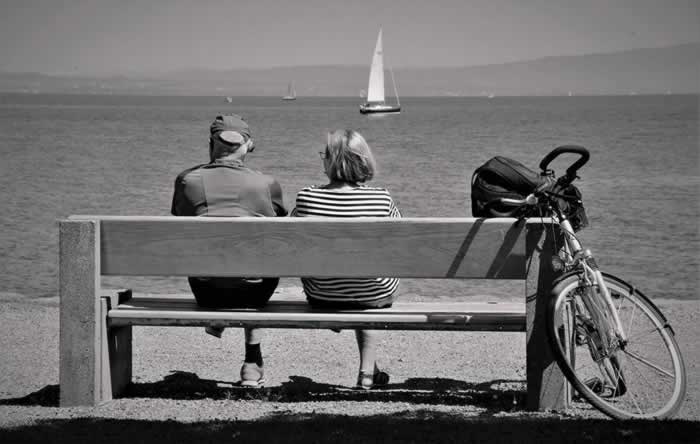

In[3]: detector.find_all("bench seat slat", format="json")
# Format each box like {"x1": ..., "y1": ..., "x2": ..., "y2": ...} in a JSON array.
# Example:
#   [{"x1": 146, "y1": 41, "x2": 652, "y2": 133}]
[{"x1": 107, "y1": 298, "x2": 526, "y2": 331}]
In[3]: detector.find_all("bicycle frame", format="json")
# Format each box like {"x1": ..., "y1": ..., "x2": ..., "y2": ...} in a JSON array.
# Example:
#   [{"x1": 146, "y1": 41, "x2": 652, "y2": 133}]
[{"x1": 549, "y1": 207, "x2": 629, "y2": 347}]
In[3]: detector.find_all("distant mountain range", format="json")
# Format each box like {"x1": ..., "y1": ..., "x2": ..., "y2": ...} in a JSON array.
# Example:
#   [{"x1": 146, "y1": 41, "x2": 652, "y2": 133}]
[{"x1": 1, "y1": 43, "x2": 698, "y2": 96}]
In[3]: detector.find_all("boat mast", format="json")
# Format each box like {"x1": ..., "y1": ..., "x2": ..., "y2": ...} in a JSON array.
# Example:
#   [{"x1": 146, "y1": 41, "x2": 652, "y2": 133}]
[{"x1": 389, "y1": 67, "x2": 400, "y2": 107}]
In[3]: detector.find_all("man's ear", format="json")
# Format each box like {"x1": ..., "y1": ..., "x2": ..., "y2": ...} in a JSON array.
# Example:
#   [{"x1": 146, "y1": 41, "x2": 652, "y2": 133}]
[{"x1": 236, "y1": 140, "x2": 248, "y2": 155}]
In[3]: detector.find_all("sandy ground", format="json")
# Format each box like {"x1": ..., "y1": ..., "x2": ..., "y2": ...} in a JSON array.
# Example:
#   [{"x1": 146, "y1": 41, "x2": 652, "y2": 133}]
[{"x1": 0, "y1": 288, "x2": 698, "y2": 442}]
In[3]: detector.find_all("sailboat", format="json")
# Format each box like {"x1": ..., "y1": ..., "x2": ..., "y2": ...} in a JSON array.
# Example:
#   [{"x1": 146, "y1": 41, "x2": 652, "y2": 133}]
[
  {"x1": 282, "y1": 82, "x2": 297, "y2": 101},
  {"x1": 359, "y1": 28, "x2": 400, "y2": 114}
]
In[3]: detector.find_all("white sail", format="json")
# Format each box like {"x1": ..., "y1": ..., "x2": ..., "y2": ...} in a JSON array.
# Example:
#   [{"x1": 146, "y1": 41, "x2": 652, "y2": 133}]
[
  {"x1": 366, "y1": 29, "x2": 385, "y2": 103},
  {"x1": 283, "y1": 81, "x2": 296, "y2": 100},
  {"x1": 359, "y1": 28, "x2": 400, "y2": 114}
]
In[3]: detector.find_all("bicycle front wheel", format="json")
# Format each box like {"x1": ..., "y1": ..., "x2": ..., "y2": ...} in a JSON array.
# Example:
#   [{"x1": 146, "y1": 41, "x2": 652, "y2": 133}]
[{"x1": 547, "y1": 272, "x2": 686, "y2": 419}]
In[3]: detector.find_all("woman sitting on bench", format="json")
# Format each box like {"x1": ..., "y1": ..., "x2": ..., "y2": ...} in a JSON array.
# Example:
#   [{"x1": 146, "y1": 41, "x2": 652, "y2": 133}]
[{"x1": 292, "y1": 129, "x2": 401, "y2": 390}]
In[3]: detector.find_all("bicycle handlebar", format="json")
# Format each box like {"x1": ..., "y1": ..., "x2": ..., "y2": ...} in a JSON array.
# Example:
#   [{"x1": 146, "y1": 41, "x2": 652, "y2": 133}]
[
  {"x1": 484, "y1": 190, "x2": 581, "y2": 214},
  {"x1": 539, "y1": 145, "x2": 590, "y2": 178},
  {"x1": 482, "y1": 195, "x2": 538, "y2": 216},
  {"x1": 500, "y1": 195, "x2": 538, "y2": 207}
]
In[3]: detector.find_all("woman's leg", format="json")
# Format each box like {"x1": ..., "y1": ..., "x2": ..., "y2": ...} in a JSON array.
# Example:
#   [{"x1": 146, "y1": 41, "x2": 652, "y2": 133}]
[
  {"x1": 355, "y1": 329, "x2": 378, "y2": 373},
  {"x1": 355, "y1": 329, "x2": 390, "y2": 389},
  {"x1": 307, "y1": 295, "x2": 394, "y2": 388}
]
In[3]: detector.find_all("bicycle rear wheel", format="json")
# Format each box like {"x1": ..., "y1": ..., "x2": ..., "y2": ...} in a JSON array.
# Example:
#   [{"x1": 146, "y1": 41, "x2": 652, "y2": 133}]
[{"x1": 547, "y1": 272, "x2": 686, "y2": 419}]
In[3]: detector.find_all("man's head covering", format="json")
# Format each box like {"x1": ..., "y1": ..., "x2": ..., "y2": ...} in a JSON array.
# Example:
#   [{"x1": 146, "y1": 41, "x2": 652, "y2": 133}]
[{"x1": 209, "y1": 114, "x2": 252, "y2": 145}]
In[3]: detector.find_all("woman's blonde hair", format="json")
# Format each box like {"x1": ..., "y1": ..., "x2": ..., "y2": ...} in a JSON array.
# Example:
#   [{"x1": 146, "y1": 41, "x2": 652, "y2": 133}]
[{"x1": 324, "y1": 130, "x2": 376, "y2": 183}]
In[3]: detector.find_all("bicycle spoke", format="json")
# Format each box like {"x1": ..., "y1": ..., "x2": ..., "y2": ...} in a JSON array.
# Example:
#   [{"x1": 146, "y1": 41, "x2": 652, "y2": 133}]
[
  {"x1": 625, "y1": 326, "x2": 664, "y2": 341},
  {"x1": 626, "y1": 374, "x2": 646, "y2": 416},
  {"x1": 623, "y1": 296, "x2": 638, "y2": 338},
  {"x1": 623, "y1": 349, "x2": 675, "y2": 378},
  {"x1": 624, "y1": 337, "x2": 669, "y2": 348},
  {"x1": 619, "y1": 354, "x2": 657, "y2": 415}
]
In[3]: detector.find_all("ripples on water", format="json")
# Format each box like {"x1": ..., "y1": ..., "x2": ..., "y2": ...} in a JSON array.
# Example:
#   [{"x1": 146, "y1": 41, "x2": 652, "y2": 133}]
[{"x1": 0, "y1": 94, "x2": 697, "y2": 301}]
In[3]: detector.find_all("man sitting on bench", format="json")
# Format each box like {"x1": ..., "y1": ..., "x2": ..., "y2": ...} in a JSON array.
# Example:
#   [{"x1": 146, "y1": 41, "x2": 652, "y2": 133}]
[{"x1": 171, "y1": 114, "x2": 287, "y2": 388}]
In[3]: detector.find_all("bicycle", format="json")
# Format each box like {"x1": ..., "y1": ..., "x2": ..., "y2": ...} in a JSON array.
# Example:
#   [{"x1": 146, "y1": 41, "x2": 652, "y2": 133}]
[{"x1": 487, "y1": 145, "x2": 687, "y2": 419}]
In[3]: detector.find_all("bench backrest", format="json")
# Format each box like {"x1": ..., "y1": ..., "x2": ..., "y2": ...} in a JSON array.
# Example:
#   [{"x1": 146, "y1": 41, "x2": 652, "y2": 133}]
[{"x1": 61, "y1": 216, "x2": 556, "y2": 279}]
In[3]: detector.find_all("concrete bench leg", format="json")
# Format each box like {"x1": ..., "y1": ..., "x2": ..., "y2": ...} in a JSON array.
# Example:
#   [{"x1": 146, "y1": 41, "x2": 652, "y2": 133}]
[
  {"x1": 59, "y1": 220, "x2": 132, "y2": 406},
  {"x1": 525, "y1": 223, "x2": 571, "y2": 412},
  {"x1": 100, "y1": 298, "x2": 132, "y2": 400},
  {"x1": 59, "y1": 219, "x2": 100, "y2": 406}
]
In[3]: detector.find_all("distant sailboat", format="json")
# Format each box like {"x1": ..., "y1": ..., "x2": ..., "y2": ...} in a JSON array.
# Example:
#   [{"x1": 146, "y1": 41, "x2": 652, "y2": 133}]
[
  {"x1": 225, "y1": 96, "x2": 233, "y2": 103},
  {"x1": 359, "y1": 28, "x2": 400, "y2": 115},
  {"x1": 282, "y1": 82, "x2": 296, "y2": 101}
]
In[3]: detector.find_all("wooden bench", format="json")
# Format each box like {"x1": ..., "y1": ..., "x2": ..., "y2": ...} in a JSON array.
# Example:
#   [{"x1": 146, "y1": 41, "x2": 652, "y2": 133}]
[{"x1": 58, "y1": 216, "x2": 570, "y2": 409}]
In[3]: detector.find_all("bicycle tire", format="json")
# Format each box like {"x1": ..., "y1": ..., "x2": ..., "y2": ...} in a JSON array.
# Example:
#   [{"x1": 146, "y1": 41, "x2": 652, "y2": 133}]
[{"x1": 547, "y1": 272, "x2": 686, "y2": 419}]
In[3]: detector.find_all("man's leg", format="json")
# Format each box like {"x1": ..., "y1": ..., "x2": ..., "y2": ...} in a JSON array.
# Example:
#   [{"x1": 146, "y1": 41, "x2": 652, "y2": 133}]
[
  {"x1": 240, "y1": 327, "x2": 265, "y2": 387},
  {"x1": 188, "y1": 277, "x2": 277, "y2": 387},
  {"x1": 244, "y1": 327, "x2": 264, "y2": 366},
  {"x1": 238, "y1": 280, "x2": 278, "y2": 387}
]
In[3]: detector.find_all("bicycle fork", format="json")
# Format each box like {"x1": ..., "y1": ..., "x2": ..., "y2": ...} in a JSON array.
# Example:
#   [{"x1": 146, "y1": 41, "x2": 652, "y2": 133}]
[
  {"x1": 581, "y1": 251, "x2": 628, "y2": 344},
  {"x1": 572, "y1": 257, "x2": 628, "y2": 396}
]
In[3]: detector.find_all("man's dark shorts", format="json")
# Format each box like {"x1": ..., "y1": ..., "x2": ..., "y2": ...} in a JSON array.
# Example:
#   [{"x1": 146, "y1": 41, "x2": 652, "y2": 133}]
[{"x1": 188, "y1": 277, "x2": 279, "y2": 309}]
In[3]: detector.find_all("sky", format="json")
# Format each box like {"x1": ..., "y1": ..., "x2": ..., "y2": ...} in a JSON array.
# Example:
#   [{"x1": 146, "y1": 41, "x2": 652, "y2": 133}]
[{"x1": 0, "y1": 0, "x2": 698, "y2": 75}]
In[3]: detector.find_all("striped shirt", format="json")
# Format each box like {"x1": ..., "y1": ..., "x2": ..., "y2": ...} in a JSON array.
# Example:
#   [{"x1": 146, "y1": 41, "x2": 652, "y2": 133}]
[{"x1": 293, "y1": 185, "x2": 401, "y2": 304}]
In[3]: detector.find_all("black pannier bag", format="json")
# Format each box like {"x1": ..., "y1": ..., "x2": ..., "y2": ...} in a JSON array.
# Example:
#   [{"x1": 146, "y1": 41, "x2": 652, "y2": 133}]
[
  {"x1": 470, "y1": 155, "x2": 588, "y2": 232},
  {"x1": 471, "y1": 156, "x2": 548, "y2": 217}
]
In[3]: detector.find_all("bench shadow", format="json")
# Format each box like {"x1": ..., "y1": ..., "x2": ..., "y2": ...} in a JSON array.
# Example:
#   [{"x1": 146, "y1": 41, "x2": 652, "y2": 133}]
[
  {"x1": 121, "y1": 371, "x2": 526, "y2": 410},
  {"x1": 0, "y1": 385, "x2": 59, "y2": 407},
  {"x1": 0, "y1": 371, "x2": 526, "y2": 411},
  {"x1": 2, "y1": 413, "x2": 698, "y2": 444},
  {"x1": 3, "y1": 378, "x2": 698, "y2": 444}
]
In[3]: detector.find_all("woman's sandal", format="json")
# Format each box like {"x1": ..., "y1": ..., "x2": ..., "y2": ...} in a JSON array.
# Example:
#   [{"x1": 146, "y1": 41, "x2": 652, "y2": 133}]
[{"x1": 356, "y1": 369, "x2": 390, "y2": 390}]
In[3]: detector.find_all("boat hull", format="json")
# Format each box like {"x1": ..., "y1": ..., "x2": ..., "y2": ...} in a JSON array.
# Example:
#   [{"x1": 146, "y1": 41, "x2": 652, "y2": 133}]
[
  {"x1": 282, "y1": 97, "x2": 296, "y2": 101},
  {"x1": 359, "y1": 103, "x2": 401, "y2": 114}
]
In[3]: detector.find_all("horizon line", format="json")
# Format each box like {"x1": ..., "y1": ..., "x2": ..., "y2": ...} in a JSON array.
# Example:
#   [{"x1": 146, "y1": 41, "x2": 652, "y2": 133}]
[{"x1": 1, "y1": 91, "x2": 697, "y2": 98}]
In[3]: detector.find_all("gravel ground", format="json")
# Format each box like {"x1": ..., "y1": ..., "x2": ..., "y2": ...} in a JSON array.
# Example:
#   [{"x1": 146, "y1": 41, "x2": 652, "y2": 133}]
[{"x1": 0, "y1": 290, "x2": 698, "y2": 442}]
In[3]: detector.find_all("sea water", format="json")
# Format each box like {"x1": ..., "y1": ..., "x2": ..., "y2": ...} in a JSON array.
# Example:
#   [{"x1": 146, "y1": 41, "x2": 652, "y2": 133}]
[{"x1": 0, "y1": 94, "x2": 697, "y2": 301}]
